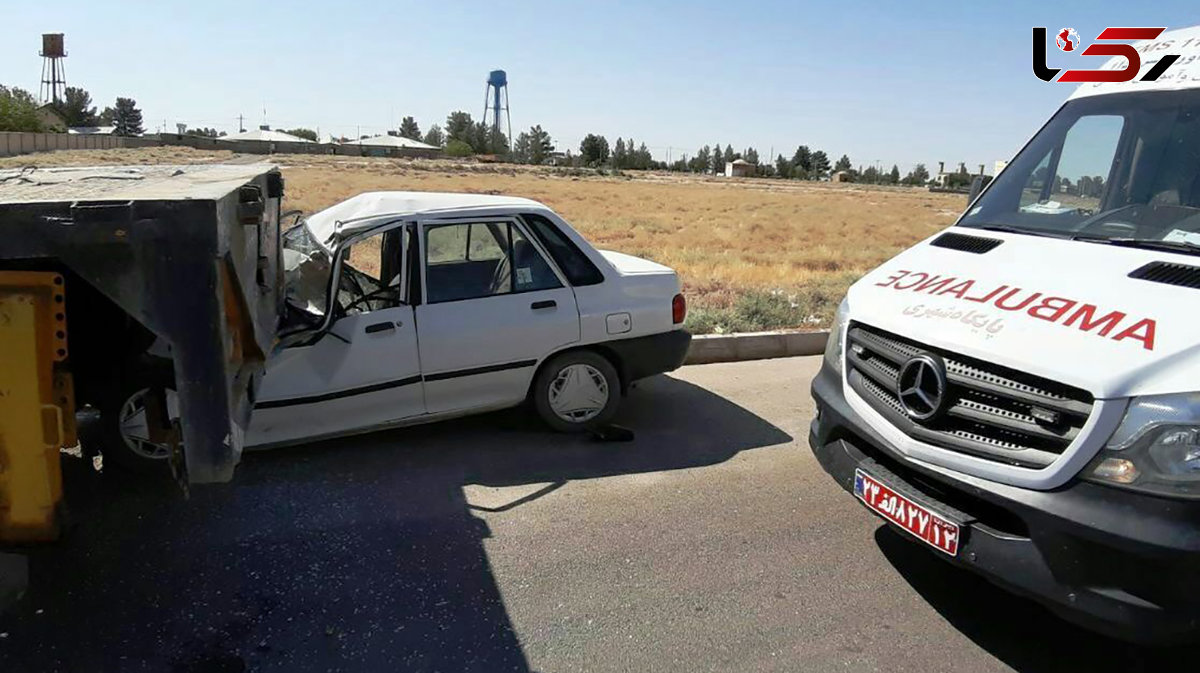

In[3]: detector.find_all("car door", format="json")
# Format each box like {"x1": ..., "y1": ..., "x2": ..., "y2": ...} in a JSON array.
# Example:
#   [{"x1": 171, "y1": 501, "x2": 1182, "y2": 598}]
[
  {"x1": 415, "y1": 216, "x2": 580, "y2": 415},
  {"x1": 247, "y1": 222, "x2": 425, "y2": 447}
]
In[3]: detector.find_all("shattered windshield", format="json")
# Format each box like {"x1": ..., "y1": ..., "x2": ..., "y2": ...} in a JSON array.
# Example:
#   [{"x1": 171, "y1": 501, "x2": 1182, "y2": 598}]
[
  {"x1": 282, "y1": 220, "x2": 404, "y2": 332},
  {"x1": 960, "y1": 90, "x2": 1200, "y2": 251},
  {"x1": 282, "y1": 221, "x2": 332, "y2": 324}
]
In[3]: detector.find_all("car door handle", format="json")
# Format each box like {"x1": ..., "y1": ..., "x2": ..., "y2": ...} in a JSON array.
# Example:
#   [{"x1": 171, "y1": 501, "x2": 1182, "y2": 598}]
[
  {"x1": 531, "y1": 300, "x2": 556, "y2": 310},
  {"x1": 365, "y1": 321, "x2": 397, "y2": 334}
]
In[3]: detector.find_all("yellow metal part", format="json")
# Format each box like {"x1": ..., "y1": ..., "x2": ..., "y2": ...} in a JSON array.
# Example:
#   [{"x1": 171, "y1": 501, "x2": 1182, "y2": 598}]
[{"x1": 0, "y1": 271, "x2": 74, "y2": 542}]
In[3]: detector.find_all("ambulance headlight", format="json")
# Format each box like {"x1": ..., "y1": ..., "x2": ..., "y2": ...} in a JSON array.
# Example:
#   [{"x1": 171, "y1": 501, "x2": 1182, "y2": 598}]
[
  {"x1": 824, "y1": 298, "x2": 851, "y2": 374},
  {"x1": 1085, "y1": 393, "x2": 1200, "y2": 498}
]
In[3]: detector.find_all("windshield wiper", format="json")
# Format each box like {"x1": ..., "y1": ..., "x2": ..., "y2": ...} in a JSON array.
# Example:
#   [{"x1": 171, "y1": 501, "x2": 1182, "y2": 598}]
[
  {"x1": 961, "y1": 224, "x2": 1066, "y2": 238},
  {"x1": 1070, "y1": 235, "x2": 1200, "y2": 257}
]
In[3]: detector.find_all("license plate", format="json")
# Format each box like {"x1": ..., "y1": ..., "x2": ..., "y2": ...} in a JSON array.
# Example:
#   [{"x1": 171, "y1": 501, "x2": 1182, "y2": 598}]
[{"x1": 854, "y1": 469, "x2": 961, "y2": 556}]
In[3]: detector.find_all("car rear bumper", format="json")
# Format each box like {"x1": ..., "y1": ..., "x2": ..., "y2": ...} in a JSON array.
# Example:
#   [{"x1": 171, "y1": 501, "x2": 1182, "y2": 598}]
[
  {"x1": 605, "y1": 328, "x2": 692, "y2": 385},
  {"x1": 809, "y1": 360, "x2": 1200, "y2": 644}
]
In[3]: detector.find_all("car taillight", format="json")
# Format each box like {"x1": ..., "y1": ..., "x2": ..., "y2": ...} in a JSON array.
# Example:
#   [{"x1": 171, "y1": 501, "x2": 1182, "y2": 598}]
[{"x1": 672, "y1": 293, "x2": 686, "y2": 324}]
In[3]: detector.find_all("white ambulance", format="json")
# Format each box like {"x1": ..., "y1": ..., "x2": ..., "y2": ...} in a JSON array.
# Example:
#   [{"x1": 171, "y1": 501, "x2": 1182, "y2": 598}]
[{"x1": 811, "y1": 25, "x2": 1200, "y2": 642}]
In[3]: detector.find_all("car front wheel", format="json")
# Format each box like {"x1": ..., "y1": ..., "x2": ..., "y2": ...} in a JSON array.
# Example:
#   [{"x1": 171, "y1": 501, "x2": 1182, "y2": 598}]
[
  {"x1": 532, "y1": 351, "x2": 621, "y2": 433},
  {"x1": 98, "y1": 367, "x2": 180, "y2": 474}
]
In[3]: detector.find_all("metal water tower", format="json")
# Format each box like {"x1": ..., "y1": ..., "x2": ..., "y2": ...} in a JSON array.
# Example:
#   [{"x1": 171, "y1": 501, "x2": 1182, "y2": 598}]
[
  {"x1": 482, "y1": 69, "x2": 511, "y2": 147},
  {"x1": 39, "y1": 33, "x2": 67, "y2": 104}
]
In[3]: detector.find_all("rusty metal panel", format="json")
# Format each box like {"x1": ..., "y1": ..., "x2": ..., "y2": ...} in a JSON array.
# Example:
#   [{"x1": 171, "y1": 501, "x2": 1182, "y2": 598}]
[{"x1": 0, "y1": 271, "x2": 70, "y2": 542}]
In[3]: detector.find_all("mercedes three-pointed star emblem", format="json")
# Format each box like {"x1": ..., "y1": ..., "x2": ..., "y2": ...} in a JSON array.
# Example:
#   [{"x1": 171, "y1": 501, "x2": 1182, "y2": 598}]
[{"x1": 896, "y1": 353, "x2": 948, "y2": 421}]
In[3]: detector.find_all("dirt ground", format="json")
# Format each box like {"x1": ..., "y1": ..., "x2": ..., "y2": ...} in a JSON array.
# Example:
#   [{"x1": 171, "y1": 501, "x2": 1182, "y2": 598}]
[{"x1": 0, "y1": 148, "x2": 966, "y2": 331}]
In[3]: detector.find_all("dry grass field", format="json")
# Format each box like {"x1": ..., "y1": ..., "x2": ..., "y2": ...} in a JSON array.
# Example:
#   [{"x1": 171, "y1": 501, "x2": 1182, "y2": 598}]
[{"x1": 1, "y1": 148, "x2": 965, "y2": 332}]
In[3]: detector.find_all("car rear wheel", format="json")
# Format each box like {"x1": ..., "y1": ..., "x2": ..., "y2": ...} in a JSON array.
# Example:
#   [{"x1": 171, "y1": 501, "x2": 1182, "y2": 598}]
[{"x1": 532, "y1": 351, "x2": 621, "y2": 433}]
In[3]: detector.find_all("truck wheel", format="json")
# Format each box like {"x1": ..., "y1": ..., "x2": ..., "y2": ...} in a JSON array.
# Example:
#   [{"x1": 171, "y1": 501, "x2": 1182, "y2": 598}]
[
  {"x1": 98, "y1": 369, "x2": 179, "y2": 474},
  {"x1": 532, "y1": 351, "x2": 621, "y2": 433}
]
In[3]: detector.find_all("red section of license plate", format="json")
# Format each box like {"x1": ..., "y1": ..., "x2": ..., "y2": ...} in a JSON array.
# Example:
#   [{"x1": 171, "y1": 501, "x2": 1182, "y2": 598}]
[{"x1": 854, "y1": 469, "x2": 960, "y2": 556}]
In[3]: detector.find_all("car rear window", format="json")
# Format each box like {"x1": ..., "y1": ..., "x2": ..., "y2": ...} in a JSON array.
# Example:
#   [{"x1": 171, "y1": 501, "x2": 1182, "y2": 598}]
[{"x1": 523, "y1": 213, "x2": 605, "y2": 286}]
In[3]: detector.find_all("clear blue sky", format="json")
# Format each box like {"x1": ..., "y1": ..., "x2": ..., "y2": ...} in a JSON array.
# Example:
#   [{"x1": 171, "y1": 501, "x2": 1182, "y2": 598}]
[{"x1": 2, "y1": 1, "x2": 1197, "y2": 173}]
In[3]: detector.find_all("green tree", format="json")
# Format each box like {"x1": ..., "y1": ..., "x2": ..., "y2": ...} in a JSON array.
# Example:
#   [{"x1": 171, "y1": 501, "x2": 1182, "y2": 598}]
[
  {"x1": 723, "y1": 144, "x2": 735, "y2": 166},
  {"x1": 398, "y1": 116, "x2": 421, "y2": 140},
  {"x1": 186, "y1": 127, "x2": 224, "y2": 138},
  {"x1": 834, "y1": 154, "x2": 852, "y2": 173},
  {"x1": 774, "y1": 154, "x2": 792, "y2": 179},
  {"x1": 445, "y1": 111, "x2": 474, "y2": 146},
  {"x1": 810, "y1": 150, "x2": 831, "y2": 179},
  {"x1": 465, "y1": 121, "x2": 507, "y2": 154},
  {"x1": 422, "y1": 124, "x2": 445, "y2": 147},
  {"x1": 445, "y1": 139, "x2": 474, "y2": 157},
  {"x1": 528, "y1": 125, "x2": 554, "y2": 164},
  {"x1": 634, "y1": 142, "x2": 652, "y2": 170},
  {"x1": 612, "y1": 137, "x2": 627, "y2": 168},
  {"x1": 98, "y1": 106, "x2": 115, "y2": 125},
  {"x1": 691, "y1": 145, "x2": 711, "y2": 173},
  {"x1": 579, "y1": 133, "x2": 610, "y2": 166},
  {"x1": 792, "y1": 145, "x2": 812, "y2": 176},
  {"x1": 0, "y1": 85, "x2": 44, "y2": 132},
  {"x1": 903, "y1": 163, "x2": 930, "y2": 185},
  {"x1": 60, "y1": 86, "x2": 98, "y2": 127},
  {"x1": 283, "y1": 127, "x2": 318, "y2": 141},
  {"x1": 711, "y1": 141, "x2": 724, "y2": 174},
  {"x1": 112, "y1": 97, "x2": 144, "y2": 136},
  {"x1": 487, "y1": 126, "x2": 509, "y2": 154},
  {"x1": 512, "y1": 131, "x2": 533, "y2": 163},
  {"x1": 743, "y1": 147, "x2": 759, "y2": 165},
  {"x1": 889, "y1": 164, "x2": 901, "y2": 184},
  {"x1": 469, "y1": 121, "x2": 488, "y2": 152}
]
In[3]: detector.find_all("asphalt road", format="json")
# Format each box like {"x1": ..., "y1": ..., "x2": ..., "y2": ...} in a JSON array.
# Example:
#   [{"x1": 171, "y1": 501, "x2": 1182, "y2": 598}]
[{"x1": 1, "y1": 356, "x2": 1197, "y2": 672}]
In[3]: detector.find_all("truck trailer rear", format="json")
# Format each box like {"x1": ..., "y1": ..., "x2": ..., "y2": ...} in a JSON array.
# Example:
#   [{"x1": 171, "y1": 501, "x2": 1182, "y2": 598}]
[{"x1": 0, "y1": 164, "x2": 284, "y2": 510}]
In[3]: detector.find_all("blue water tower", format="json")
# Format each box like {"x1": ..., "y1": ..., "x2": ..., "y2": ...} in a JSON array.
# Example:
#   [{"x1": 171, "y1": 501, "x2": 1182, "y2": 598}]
[{"x1": 482, "y1": 69, "x2": 511, "y2": 150}]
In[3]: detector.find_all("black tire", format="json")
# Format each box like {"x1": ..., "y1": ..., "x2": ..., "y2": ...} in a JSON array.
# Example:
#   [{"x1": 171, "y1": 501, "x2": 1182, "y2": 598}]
[
  {"x1": 96, "y1": 364, "x2": 176, "y2": 476},
  {"x1": 532, "y1": 350, "x2": 621, "y2": 433}
]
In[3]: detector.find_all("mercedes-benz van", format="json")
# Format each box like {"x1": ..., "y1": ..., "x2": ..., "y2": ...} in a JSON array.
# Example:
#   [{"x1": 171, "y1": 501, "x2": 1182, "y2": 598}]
[{"x1": 811, "y1": 25, "x2": 1200, "y2": 642}]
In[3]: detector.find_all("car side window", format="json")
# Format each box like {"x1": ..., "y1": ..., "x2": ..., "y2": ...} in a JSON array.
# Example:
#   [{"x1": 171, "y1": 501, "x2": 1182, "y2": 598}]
[
  {"x1": 337, "y1": 228, "x2": 405, "y2": 315},
  {"x1": 523, "y1": 213, "x2": 605, "y2": 286},
  {"x1": 424, "y1": 221, "x2": 562, "y2": 303}
]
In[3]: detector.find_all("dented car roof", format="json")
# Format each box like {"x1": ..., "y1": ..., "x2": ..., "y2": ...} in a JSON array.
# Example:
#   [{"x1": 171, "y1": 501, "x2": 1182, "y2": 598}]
[{"x1": 304, "y1": 191, "x2": 546, "y2": 250}]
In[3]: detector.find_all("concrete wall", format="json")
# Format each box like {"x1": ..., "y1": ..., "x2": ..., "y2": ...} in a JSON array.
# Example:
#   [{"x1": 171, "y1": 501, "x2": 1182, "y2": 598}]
[
  {"x1": 0, "y1": 132, "x2": 442, "y2": 160},
  {"x1": 0, "y1": 132, "x2": 159, "y2": 157}
]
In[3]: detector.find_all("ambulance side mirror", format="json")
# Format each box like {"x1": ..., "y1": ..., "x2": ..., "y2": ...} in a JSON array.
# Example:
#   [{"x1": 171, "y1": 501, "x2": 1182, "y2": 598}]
[{"x1": 968, "y1": 175, "x2": 991, "y2": 203}]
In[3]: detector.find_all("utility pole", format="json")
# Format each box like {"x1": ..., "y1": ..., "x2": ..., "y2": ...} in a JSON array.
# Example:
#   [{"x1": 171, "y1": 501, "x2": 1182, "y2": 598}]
[{"x1": 237, "y1": 114, "x2": 245, "y2": 133}]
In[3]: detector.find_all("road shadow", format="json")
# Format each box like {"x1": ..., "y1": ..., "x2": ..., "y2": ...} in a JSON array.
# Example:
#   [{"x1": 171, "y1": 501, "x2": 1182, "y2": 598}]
[
  {"x1": 0, "y1": 374, "x2": 789, "y2": 672},
  {"x1": 873, "y1": 526, "x2": 1200, "y2": 673}
]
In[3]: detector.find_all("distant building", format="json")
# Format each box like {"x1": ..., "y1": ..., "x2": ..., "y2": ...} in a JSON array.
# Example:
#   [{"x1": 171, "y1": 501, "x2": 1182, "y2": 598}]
[
  {"x1": 724, "y1": 158, "x2": 755, "y2": 178},
  {"x1": 68, "y1": 125, "x2": 118, "y2": 135},
  {"x1": 933, "y1": 161, "x2": 975, "y2": 188},
  {"x1": 35, "y1": 104, "x2": 67, "y2": 132},
  {"x1": 219, "y1": 126, "x2": 311, "y2": 143},
  {"x1": 341, "y1": 134, "x2": 440, "y2": 151},
  {"x1": 831, "y1": 170, "x2": 852, "y2": 183}
]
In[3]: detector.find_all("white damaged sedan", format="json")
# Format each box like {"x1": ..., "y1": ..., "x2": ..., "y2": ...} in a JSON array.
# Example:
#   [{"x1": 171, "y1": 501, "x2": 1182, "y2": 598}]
[{"x1": 224, "y1": 191, "x2": 692, "y2": 450}]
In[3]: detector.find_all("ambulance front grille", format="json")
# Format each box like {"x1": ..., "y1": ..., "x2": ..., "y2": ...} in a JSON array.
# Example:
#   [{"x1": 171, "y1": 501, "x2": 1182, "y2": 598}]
[{"x1": 846, "y1": 323, "x2": 1094, "y2": 469}]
